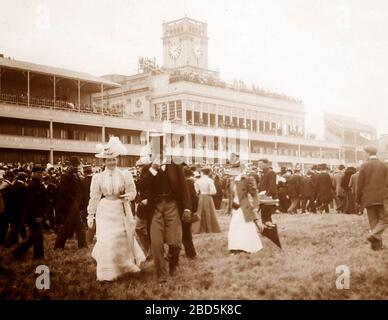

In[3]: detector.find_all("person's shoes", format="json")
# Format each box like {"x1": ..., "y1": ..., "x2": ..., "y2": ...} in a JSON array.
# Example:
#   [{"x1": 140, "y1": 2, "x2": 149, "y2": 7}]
[
  {"x1": 367, "y1": 236, "x2": 382, "y2": 251},
  {"x1": 11, "y1": 250, "x2": 23, "y2": 260}
]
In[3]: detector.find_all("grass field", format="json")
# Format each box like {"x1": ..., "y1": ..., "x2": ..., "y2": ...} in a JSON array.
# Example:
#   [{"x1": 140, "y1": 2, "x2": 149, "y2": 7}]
[{"x1": 0, "y1": 212, "x2": 387, "y2": 300}]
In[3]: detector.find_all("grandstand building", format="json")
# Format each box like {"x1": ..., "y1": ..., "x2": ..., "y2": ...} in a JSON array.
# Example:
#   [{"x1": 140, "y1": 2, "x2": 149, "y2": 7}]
[
  {"x1": 324, "y1": 113, "x2": 377, "y2": 165},
  {"x1": 0, "y1": 17, "x2": 371, "y2": 168}
]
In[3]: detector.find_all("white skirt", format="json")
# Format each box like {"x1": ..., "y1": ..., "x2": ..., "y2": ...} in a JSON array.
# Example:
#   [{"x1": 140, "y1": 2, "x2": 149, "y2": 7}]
[
  {"x1": 92, "y1": 198, "x2": 145, "y2": 281},
  {"x1": 228, "y1": 208, "x2": 263, "y2": 253}
]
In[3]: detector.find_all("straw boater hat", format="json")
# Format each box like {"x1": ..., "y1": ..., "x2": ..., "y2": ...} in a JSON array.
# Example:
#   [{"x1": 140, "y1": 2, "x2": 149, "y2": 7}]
[{"x1": 95, "y1": 137, "x2": 126, "y2": 159}]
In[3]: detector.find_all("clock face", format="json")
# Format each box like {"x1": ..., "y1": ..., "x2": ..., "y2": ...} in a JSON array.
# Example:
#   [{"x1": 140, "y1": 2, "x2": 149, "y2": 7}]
[
  {"x1": 168, "y1": 40, "x2": 182, "y2": 60},
  {"x1": 192, "y1": 40, "x2": 202, "y2": 59}
]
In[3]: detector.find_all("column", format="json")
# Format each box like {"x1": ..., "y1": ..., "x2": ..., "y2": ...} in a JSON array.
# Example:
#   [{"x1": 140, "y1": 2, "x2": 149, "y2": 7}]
[
  {"x1": 100, "y1": 84, "x2": 104, "y2": 114},
  {"x1": 0, "y1": 67, "x2": 2, "y2": 95},
  {"x1": 27, "y1": 71, "x2": 30, "y2": 107},
  {"x1": 102, "y1": 126, "x2": 106, "y2": 143},
  {"x1": 101, "y1": 83, "x2": 105, "y2": 142},
  {"x1": 167, "y1": 102, "x2": 170, "y2": 121},
  {"x1": 78, "y1": 80, "x2": 81, "y2": 112},
  {"x1": 319, "y1": 146, "x2": 323, "y2": 159},
  {"x1": 215, "y1": 105, "x2": 218, "y2": 127},
  {"x1": 182, "y1": 100, "x2": 186, "y2": 123},
  {"x1": 53, "y1": 75, "x2": 56, "y2": 109},
  {"x1": 49, "y1": 120, "x2": 54, "y2": 164}
]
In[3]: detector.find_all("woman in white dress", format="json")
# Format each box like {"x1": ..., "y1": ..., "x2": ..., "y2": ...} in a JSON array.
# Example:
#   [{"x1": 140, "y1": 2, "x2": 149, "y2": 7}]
[
  {"x1": 87, "y1": 137, "x2": 145, "y2": 281},
  {"x1": 226, "y1": 154, "x2": 263, "y2": 254}
]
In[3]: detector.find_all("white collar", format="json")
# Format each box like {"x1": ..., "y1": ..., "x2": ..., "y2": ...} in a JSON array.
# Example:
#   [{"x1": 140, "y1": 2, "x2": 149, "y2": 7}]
[{"x1": 369, "y1": 155, "x2": 378, "y2": 160}]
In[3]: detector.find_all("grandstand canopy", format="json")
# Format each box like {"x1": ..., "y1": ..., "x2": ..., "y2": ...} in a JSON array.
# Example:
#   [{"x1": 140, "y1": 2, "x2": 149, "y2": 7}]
[{"x1": 0, "y1": 56, "x2": 120, "y2": 89}]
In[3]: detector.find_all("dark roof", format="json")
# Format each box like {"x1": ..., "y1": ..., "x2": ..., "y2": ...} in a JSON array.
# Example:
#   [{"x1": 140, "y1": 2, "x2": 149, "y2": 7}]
[{"x1": 0, "y1": 56, "x2": 120, "y2": 88}]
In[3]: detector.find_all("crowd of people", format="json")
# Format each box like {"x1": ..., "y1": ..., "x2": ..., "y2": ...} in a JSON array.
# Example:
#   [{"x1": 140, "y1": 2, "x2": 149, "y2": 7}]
[
  {"x1": 1, "y1": 141, "x2": 387, "y2": 283},
  {"x1": 0, "y1": 92, "x2": 124, "y2": 117},
  {"x1": 169, "y1": 69, "x2": 302, "y2": 103}
]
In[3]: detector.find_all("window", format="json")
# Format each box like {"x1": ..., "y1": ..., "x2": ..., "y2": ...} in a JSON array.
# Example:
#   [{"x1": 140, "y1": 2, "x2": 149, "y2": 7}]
[
  {"x1": 169, "y1": 101, "x2": 175, "y2": 120},
  {"x1": 176, "y1": 100, "x2": 182, "y2": 120},
  {"x1": 154, "y1": 104, "x2": 160, "y2": 120},
  {"x1": 210, "y1": 114, "x2": 215, "y2": 126},
  {"x1": 218, "y1": 115, "x2": 224, "y2": 126},
  {"x1": 161, "y1": 104, "x2": 167, "y2": 121},
  {"x1": 252, "y1": 120, "x2": 257, "y2": 132},
  {"x1": 186, "y1": 110, "x2": 192, "y2": 123},
  {"x1": 194, "y1": 111, "x2": 200, "y2": 124},
  {"x1": 203, "y1": 113, "x2": 209, "y2": 125}
]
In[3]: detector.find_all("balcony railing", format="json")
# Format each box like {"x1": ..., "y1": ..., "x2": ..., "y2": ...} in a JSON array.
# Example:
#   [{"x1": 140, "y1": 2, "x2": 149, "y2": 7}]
[
  {"x1": 0, "y1": 93, "x2": 124, "y2": 117},
  {"x1": 0, "y1": 134, "x2": 143, "y2": 154}
]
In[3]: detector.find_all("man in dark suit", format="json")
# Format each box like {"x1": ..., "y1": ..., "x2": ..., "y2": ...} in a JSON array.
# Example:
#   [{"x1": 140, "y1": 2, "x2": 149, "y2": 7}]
[
  {"x1": 134, "y1": 158, "x2": 153, "y2": 261},
  {"x1": 137, "y1": 154, "x2": 192, "y2": 283},
  {"x1": 287, "y1": 168, "x2": 303, "y2": 214},
  {"x1": 310, "y1": 165, "x2": 320, "y2": 213},
  {"x1": 0, "y1": 170, "x2": 15, "y2": 245},
  {"x1": 333, "y1": 164, "x2": 346, "y2": 213},
  {"x1": 357, "y1": 146, "x2": 388, "y2": 251},
  {"x1": 42, "y1": 174, "x2": 57, "y2": 231},
  {"x1": 4, "y1": 172, "x2": 28, "y2": 247},
  {"x1": 301, "y1": 171, "x2": 315, "y2": 213},
  {"x1": 316, "y1": 164, "x2": 334, "y2": 213},
  {"x1": 54, "y1": 156, "x2": 87, "y2": 250},
  {"x1": 258, "y1": 158, "x2": 278, "y2": 223},
  {"x1": 182, "y1": 165, "x2": 198, "y2": 259},
  {"x1": 12, "y1": 165, "x2": 47, "y2": 260}
]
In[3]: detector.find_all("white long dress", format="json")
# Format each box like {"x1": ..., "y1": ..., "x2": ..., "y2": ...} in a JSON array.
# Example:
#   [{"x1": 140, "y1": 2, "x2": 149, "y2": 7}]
[
  {"x1": 228, "y1": 182, "x2": 263, "y2": 253},
  {"x1": 87, "y1": 167, "x2": 145, "y2": 281}
]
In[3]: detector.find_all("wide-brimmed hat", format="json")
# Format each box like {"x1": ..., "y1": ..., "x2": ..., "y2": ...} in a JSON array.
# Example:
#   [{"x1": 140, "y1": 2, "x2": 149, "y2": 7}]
[
  {"x1": 95, "y1": 137, "x2": 126, "y2": 159},
  {"x1": 363, "y1": 145, "x2": 377, "y2": 155}
]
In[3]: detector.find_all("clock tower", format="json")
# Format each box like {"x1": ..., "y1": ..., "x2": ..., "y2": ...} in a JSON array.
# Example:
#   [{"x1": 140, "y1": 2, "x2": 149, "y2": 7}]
[{"x1": 162, "y1": 17, "x2": 209, "y2": 70}]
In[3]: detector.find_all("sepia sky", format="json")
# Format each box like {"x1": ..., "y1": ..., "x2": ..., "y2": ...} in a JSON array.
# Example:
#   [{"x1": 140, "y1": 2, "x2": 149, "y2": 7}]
[{"x1": 1, "y1": 0, "x2": 387, "y2": 137}]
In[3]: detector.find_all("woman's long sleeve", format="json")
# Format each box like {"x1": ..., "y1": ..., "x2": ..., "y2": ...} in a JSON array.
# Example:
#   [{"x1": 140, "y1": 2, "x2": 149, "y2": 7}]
[
  {"x1": 209, "y1": 181, "x2": 217, "y2": 196},
  {"x1": 87, "y1": 174, "x2": 102, "y2": 215}
]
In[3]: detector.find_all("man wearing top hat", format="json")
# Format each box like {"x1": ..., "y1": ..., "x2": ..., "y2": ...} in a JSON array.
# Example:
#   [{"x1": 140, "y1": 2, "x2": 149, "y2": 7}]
[
  {"x1": 357, "y1": 145, "x2": 388, "y2": 251},
  {"x1": 54, "y1": 156, "x2": 87, "y2": 250},
  {"x1": 258, "y1": 158, "x2": 278, "y2": 224},
  {"x1": 137, "y1": 146, "x2": 192, "y2": 283},
  {"x1": 12, "y1": 165, "x2": 47, "y2": 260},
  {"x1": 0, "y1": 170, "x2": 15, "y2": 245},
  {"x1": 4, "y1": 172, "x2": 28, "y2": 247}
]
